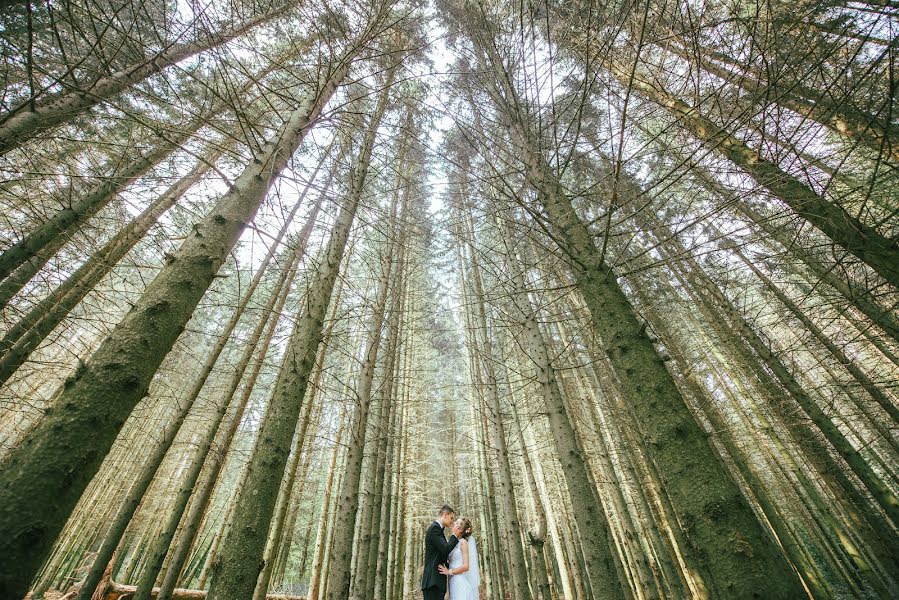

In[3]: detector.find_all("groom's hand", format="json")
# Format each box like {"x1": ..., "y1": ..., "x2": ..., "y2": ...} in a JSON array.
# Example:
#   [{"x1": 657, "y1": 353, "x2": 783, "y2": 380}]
[{"x1": 438, "y1": 564, "x2": 450, "y2": 576}]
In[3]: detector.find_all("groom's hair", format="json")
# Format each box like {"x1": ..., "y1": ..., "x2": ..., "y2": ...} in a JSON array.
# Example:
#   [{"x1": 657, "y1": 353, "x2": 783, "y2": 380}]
[{"x1": 438, "y1": 504, "x2": 455, "y2": 516}]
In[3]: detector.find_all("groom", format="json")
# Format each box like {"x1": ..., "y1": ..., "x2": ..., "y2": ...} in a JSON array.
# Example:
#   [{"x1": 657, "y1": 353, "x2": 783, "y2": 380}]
[{"x1": 421, "y1": 504, "x2": 462, "y2": 600}]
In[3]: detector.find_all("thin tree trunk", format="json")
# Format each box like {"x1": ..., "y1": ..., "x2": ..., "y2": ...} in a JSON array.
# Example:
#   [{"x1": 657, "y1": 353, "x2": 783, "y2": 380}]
[
  {"x1": 687, "y1": 159, "x2": 899, "y2": 346},
  {"x1": 491, "y1": 213, "x2": 622, "y2": 600},
  {"x1": 456, "y1": 194, "x2": 534, "y2": 600},
  {"x1": 613, "y1": 63, "x2": 899, "y2": 289},
  {"x1": 130, "y1": 145, "x2": 333, "y2": 600},
  {"x1": 353, "y1": 168, "x2": 407, "y2": 598},
  {"x1": 0, "y1": 126, "x2": 197, "y2": 294},
  {"x1": 306, "y1": 414, "x2": 346, "y2": 600},
  {"x1": 725, "y1": 239, "x2": 899, "y2": 439},
  {"x1": 251, "y1": 342, "x2": 330, "y2": 600},
  {"x1": 369, "y1": 240, "x2": 408, "y2": 600},
  {"x1": 322, "y1": 117, "x2": 401, "y2": 600},
  {"x1": 665, "y1": 41, "x2": 899, "y2": 163},
  {"x1": 654, "y1": 225, "x2": 899, "y2": 573}
]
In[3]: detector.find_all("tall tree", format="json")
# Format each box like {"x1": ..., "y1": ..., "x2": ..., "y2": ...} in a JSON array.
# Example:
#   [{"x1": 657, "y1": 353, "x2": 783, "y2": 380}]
[{"x1": 441, "y1": 2, "x2": 809, "y2": 596}]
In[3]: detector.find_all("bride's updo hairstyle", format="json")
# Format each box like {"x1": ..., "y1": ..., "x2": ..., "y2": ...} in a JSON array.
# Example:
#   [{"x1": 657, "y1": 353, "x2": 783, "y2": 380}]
[{"x1": 456, "y1": 517, "x2": 473, "y2": 539}]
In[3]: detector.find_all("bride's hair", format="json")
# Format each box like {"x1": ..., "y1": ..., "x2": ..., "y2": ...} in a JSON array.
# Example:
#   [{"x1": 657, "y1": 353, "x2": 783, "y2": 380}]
[{"x1": 456, "y1": 517, "x2": 473, "y2": 539}]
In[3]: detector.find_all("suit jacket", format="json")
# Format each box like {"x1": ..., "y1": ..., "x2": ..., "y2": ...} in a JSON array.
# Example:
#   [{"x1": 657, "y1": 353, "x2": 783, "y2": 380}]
[{"x1": 421, "y1": 521, "x2": 459, "y2": 592}]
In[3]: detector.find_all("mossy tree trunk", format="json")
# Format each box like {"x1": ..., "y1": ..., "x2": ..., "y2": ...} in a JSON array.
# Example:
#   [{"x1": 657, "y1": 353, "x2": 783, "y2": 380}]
[{"x1": 128, "y1": 149, "x2": 333, "y2": 600}]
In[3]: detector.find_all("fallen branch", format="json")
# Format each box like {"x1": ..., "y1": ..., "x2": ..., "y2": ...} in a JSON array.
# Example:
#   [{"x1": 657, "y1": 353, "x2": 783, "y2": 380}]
[
  {"x1": 51, "y1": 580, "x2": 305, "y2": 600},
  {"x1": 99, "y1": 582, "x2": 305, "y2": 600}
]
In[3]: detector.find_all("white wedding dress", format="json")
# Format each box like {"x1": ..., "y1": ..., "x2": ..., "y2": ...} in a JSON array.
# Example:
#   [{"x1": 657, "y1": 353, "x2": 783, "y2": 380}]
[{"x1": 447, "y1": 537, "x2": 480, "y2": 599}]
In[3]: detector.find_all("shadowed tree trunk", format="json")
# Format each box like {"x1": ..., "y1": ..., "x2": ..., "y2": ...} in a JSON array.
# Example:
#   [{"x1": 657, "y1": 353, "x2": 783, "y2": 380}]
[
  {"x1": 128, "y1": 146, "x2": 334, "y2": 600},
  {"x1": 72, "y1": 167, "x2": 322, "y2": 600},
  {"x1": 486, "y1": 208, "x2": 621, "y2": 599}
]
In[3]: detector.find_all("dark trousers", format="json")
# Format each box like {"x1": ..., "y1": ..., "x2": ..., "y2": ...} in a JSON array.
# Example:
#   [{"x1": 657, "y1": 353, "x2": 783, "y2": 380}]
[{"x1": 423, "y1": 588, "x2": 445, "y2": 600}]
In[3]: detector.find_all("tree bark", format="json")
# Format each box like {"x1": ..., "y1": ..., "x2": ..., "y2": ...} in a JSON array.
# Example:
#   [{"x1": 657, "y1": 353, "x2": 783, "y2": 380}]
[
  {"x1": 128, "y1": 149, "x2": 332, "y2": 600},
  {"x1": 455, "y1": 191, "x2": 534, "y2": 600}
]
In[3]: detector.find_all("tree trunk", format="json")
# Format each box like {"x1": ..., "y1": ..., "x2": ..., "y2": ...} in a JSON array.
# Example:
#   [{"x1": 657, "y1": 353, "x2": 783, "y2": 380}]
[
  {"x1": 455, "y1": 192, "x2": 534, "y2": 600},
  {"x1": 129, "y1": 143, "x2": 333, "y2": 600},
  {"x1": 253, "y1": 397, "x2": 323, "y2": 600},
  {"x1": 686, "y1": 158, "x2": 899, "y2": 346},
  {"x1": 306, "y1": 415, "x2": 346, "y2": 600},
  {"x1": 665, "y1": 41, "x2": 899, "y2": 163},
  {"x1": 490, "y1": 212, "x2": 622, "y2": 600},
  {"x1": 613, "y1": 63, "x2": 899, "y2": 289}
]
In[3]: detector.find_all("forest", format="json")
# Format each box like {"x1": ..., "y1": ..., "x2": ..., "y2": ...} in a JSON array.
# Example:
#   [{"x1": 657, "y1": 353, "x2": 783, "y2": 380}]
[{"x1": 0, "y1": 0, "x2": 896, "y2": 599}]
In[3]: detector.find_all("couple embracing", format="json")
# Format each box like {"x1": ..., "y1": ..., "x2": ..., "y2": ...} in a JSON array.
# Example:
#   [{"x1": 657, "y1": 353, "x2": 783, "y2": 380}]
[{"x1": 421, "y1": 505, "x2": 480, "y2": 600}]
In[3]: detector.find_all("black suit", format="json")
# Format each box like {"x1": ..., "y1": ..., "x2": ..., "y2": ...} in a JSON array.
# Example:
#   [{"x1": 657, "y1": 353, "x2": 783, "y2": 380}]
[{"x1": 421, "y1": 521, "x2": 459, "y2": 600}]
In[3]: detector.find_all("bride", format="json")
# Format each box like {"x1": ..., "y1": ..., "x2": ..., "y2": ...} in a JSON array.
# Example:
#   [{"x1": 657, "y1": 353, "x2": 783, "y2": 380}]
[{"x1": 438, "y1": 517, "x2": 480, "y2": 599}]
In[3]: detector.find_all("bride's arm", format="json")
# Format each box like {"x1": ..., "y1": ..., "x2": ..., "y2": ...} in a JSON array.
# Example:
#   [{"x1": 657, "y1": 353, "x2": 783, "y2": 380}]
[{"x1": 449, "y1": 539, "x2": 469, "y2": 575}]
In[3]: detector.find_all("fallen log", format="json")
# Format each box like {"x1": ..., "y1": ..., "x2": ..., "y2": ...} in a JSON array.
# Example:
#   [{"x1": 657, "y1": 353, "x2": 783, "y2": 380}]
[
  {"x1": 46, "y1": 580, "x2": 305, "y2": 600},
  {"x1": 93, "y1": 581, "x2": 306, "y2": 600}
]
